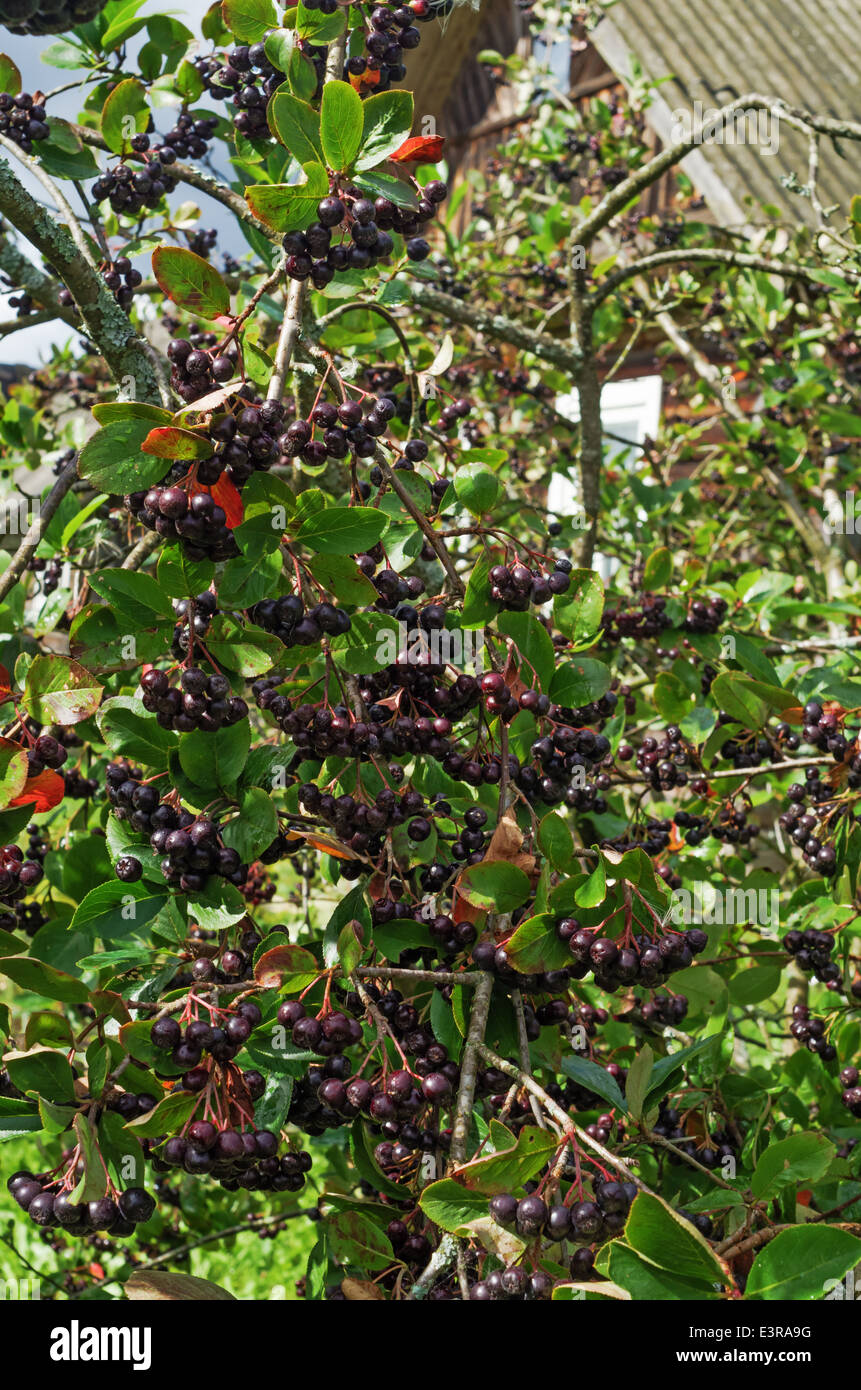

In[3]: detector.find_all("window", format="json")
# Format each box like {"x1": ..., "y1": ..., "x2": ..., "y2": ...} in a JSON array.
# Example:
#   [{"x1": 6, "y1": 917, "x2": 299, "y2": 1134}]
[{"x1": 547, "y1": 374, "x2": 663, "y2": 580}]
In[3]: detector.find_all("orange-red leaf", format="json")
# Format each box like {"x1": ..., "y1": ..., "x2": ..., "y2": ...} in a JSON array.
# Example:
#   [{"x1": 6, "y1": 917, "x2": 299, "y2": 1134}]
[
  {"x1": 211, "y1": 475, "x2": 244, "y2": 529},
  {"x1": 390, "y1": 135, "x2": 445, "y2": 164},
  {"x1": 11, "y1": 768, "x2": 65, "y2": 812}
]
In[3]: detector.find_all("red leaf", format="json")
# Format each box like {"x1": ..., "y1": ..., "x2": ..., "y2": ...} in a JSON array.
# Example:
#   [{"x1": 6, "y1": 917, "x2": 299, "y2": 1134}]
[
  {"x1": 0, "y1": 664, "x2": 11, "y2": 704},
  {"x1": 211, "y1": 475, "x2": 244, "y2": 529},
  {"x1": 11, "y1": 768, "x2": 65, "y2": 812},
  {"x1": 390, "y1": 135, "x2": 445, "y2": 164}
]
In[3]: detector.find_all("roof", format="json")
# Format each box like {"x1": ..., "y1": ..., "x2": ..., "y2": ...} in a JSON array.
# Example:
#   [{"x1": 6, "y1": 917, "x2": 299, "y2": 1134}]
[{"x1": 589, "y1": 0, "x2": 861, "y2": 228}]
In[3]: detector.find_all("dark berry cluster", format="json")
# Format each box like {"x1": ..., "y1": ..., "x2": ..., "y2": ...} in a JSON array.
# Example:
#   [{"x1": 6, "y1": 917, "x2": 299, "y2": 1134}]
[
  {"x1": 788, "y1": 1004, "x2": 836, "y2": 1060},
  {"x1": 780, "y1": 781, "x2": 840, "y2": 876},
  {"x1": 0, "y1": 91, "x2": 48, "y2": 150},
  {"x1": 166, "y1": 333, "x2": 236, "y2": 403},
  {"x1": 126, "y1": 484, "x2": 238, "y2": 562},
  {"x1": 602, "y1": 593, "x2": 671, "y2": 643},
  {"x1": 8, "y1": 1170, "x2": 155, "y2": 1237},
  {"x1": 840, "y1": 1066, "x2": 861, "y2": 1117},
  {"x1": 555, "y1": 921, "x2": 708, "y2": 993},
  {"x1": 282, "y1": 180, "x2": 446, "y2": 289},
  {"x1": 171, "y1": 590, "x2": 217, "y2": 658},
  {"x1": 250, "y1": 593, "x2": 351, "y2": 647},
  {"x1": 187, "y1": 226, "x2": 218, "y2": 259},
  {"x1": 783, "y1": 927, "x2": 840, "y2": 985},
  {"x1": 636, "y1": 724, "x2": 695, "y2": 792},
  {"x1": 799, "y1": 699, "x2": 853, "y2": 762},
  {"x1": 26, "y1": 731, "x2": 68, "y2": 774},
  {"x1": 140, "y1": 666, "x2": 248, "y2": 733},
  {"x1": 0, "y1": 845, "x2": 42, "y2": 902},
  {"x1": 151, "y1": 814, "x2": 248, "y2": 896},
  {"x1": 489, "y1": 1175, "x2": 635, "y2": 1253},
  {"x1": 91, "y1": 157, "x2": 178, "y2": 217},
  {"x1": 298, "y1": 781, "x2": 437, "y2": 859},
  {"x1": 684, "y1": 595, "x2": 728, "y2": 633},
  {"x1": 488, "y1": 555, "x2": 572, "y2": 610},
  {"x1": 150, "y1": 1004, "x2": 262, "y2": 1069},
  {"x1": 99, "y1": 256, "x2": 143, "y2": 311},
  {"x1": 195, "y1": 43, "x2": 285, "y2": 140},
  {"x1": 204, "y1": 397, "x2": 285, "y2": 485},
  {"x1": 343, "y1": 0, "x2": 428, "y2": 88},
  {"x1": 651, "y1": 1104, "x2": 737, "y2": 1173}
]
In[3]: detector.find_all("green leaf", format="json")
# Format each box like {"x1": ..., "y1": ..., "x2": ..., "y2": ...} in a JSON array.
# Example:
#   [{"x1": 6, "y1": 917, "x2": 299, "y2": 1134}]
[
  {"x1": 453, "y1": 463, "x2": 502, "y2": 515},
  {"x1": 419, "y1": 1178, "x2": 491, "y2": 1232},
  {"x1": 643, "y1": 547, "x2": 672, "y2": 588},
  {"x1": 293, "y1": 0, "x2": 345, "y2": 41},
  {"x1": 206, "y1": 617, "x2": 286, "y2": 676},
  {"x1": 267, "y1": 89, "x2": 323, "y2": 163},
  {"x1": 245, "y1": 163, "x2": 330, "y2": 232},
  {"x1": 90, "y1": 568, "x2": 175, "y2": 626},
  {"x1": 71, "y1": 881, "x2": 170, "y2": 941},
  {"x1": 187, "y1": 879, "x2": 247, "y2": 932},
  {"x1": 709, "y1": 671, "x2": 768, "y2": 728},
  {"x1": 746, "y1": 1226, "x2": 861, "y2": 1300},
  {"x1": 319, "y1": 79, "x2": 363, "y2": 171},
  {"x1": 751, "y1": 1132, "x2": 836, "y2": 1201},
  {"x1": 328, "y1": 1209, "x2": 394, "y2": 1271},
  {"x1": 550, "y1": 657, "x2": 611, "y2": 707},
  {"x1": 0, "y1": 956, "x2": 90, "y2": 1004},
  {"x1": 178, "y1": 720, "x2": 250, "y2": 791},
  {"x1": 356, "y1": 89, "x2": 414, "y2": 170},
  {"x1": 152, "y1": 247, "x2": 230, "y2": 319},
  {"x1": 78, "y1": 419, "x2": 169, "y2": 493},
  {"x1": 223, "y1": 0, "x2": 277, "y2": 42},
  {"x1": 575, "y1": 859, "x2": 606, "y2": 908},
  {"x1": 0, "y1": 54, "x2": 21, "y2": 95},
  {"x1": 156, "y1": 550, "x2": 214, "y2": 600},
  {"x1": 126, "y1": 1089, "x2": 200, "y2": 1139},
  {"x1": 623, "y1": 1192, "x2": 728, "y2": 1287},
  {"x1": 538, "y1": 811, "x2": 574, "y2": 872},
  {"x1": 101, "y1": 77, "x2": 150, "y2": 155},
  {"x1": 97, "y1": 696, "x2": 178, "y2": 766},
  {"x1": 296, "y1": 505, "x2": 387, "y2": 555},
  {"x1": 597, "y1": 1240, "x2": 717, "y2": 1300},
  {"x1": 221, "y1": 786, "x2": 279, "y2": 862},
  {"x1": 457, "y1": 861, "x2": 532, "y2": 913},
  {"x1": 505, "y1": 913, "x2": 570, "y2": 973},
  {"x1": 553, "y1": 568, "x2": 604, "y2": 645},
  {"x1": 496, "y1": 610, "x2": 555, "y2": 691},
  {"x1": 5, "y1": 1047, "x2": 76, "y2": 1104},
  {"x1": 252, "y1": 940, "x2": 318, "y2": 990},
  {"x1": 458, "y1": 1125, "x2": 558, "y2": 1194},
  {"x1": 623, "y1": 1045, "x2": 653, "y2": 1122},
  {"x1": 560, "y1": 1055, "x2": 628, "y2": 1113},
  {"x1": 21, "y1": 655, "x2": 101, "y2": 724}
]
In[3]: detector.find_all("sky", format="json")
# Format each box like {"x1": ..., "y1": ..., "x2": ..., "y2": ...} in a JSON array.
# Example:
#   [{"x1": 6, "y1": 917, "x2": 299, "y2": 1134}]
[{"x1": 1, "y1": 0, "x2": 237, "y2": 366}]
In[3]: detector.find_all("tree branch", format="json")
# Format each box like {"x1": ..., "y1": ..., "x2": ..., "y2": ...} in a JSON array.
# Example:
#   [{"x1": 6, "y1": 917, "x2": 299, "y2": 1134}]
[
  {"x1": 0, "y1": 156, "x2": 159, "y2": 400},
  {"x1": 590, "y1": 247, "x2": 860, "y2": 305},
  {"x1": 0, "y1": 459, "x2": 78, "y2": 604}
]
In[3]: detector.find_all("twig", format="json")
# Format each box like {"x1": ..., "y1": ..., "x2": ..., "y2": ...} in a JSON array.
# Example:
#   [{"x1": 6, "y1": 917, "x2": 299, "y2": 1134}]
[{"x1": 0, "y1": 458, "x2": 78, "y2": 603}]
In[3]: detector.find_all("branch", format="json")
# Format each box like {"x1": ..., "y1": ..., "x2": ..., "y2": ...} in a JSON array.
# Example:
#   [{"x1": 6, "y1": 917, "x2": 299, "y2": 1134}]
[
  {"x1": 409, "y1": 280, "x2": 584, "y2": 375},
  {"x1": 71, "y1": 123, "x2": 278, "y2": 245},
  {"x1": 574, "y1": 93, "x2": 861, "y2": 248},
  {"x1": 449, "y1": 971, "x2": 493, "y2": 1165},
  {"x1": 476, "y1": 1042, "x2": 662, "y2": 1197},
  {"x1": 267, "y1": 278, "x2": 306, "y2": 401},
  {"x1": 0, "y1": 459, "x2": 78, "y2": 604},
  {"x1": 0, "y1": 226, "x2": 81, "y2": 329},
  {"x1": 590, "y1": 247, "x2": 861, "y2": 305},
  {"x1": 376, "y1": 453, "x2": 465, "y2": 597},
  {"x1": 0, "y1": 156, "x2": 159, "y2": 399}
]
